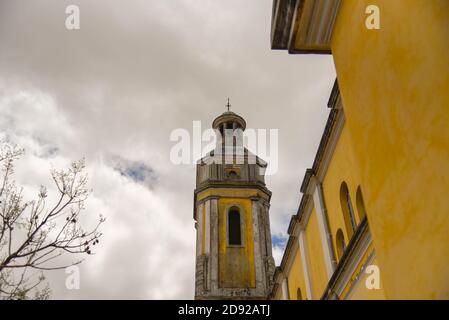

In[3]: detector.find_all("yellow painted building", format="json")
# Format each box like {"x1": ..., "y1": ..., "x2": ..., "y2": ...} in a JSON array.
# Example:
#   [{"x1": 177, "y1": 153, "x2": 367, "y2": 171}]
[{"x1": 270, "y1": 0, "x2": 449, "y2": 300}]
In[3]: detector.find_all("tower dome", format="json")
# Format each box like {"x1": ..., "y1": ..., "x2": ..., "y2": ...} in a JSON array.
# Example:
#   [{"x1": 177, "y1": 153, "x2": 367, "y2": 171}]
[
  {"x1": 211, "y1": 98, "x2": 246, "y2": 133},
  {"x1": 212, "y1": 111, "x2": 246, "y2": 132}
]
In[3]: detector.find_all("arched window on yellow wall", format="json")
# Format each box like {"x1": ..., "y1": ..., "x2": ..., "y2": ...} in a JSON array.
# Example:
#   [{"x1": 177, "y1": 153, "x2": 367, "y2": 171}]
[
  {"x1": 336, "y1": 228, "x2": 346, "y2": 262},
  {"x1": 340, "y1": 182, "x2": 357, "y2": 238},
  {"x1": 228, "y1": 207, "x2": 242, "y2": 246},
  {"x1": 356, "y1": 186, "x2": 367, "y2": 221},
  {"x1": 296, "y1": 288, "x2": 303, "y2": 300}
]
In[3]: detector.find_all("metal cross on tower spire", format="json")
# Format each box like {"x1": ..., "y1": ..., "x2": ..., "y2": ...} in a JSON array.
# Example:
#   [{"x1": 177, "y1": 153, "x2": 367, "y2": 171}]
[{"x1": 226, "y1": 98, "x2": 231, "y2": 112}]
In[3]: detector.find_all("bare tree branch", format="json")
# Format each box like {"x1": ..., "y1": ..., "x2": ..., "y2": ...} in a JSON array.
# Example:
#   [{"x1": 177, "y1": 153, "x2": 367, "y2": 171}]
[{"x1": 0, "y1": 141, "x2": 105, "y2": 299}]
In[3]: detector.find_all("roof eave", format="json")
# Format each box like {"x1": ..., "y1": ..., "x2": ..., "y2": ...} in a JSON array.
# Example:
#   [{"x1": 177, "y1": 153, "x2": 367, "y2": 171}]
[{"x1": 271, "y1": 0, "x2": 341, "y2": 54}]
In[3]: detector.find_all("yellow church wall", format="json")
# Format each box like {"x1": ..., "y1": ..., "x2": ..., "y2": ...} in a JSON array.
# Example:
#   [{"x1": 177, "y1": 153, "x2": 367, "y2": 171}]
[
  {"x1": 286, "y1": 247, "x2": 308, "y2": 300},
  {"x1": 322, "y1": 121, "x2": 363, "y2": 259},
  {"x1": 331, "y1": 0, "x2": 449, "y2": 299},
  {"x1": 305, "y1": 207, "x2": 329, "y2": 299},
  {"x1": 345, "y1": 254, "x2": 386, "y2": 300},
  {"x1": 217, "y1": 197, "x2": 256, "y2": 288}
]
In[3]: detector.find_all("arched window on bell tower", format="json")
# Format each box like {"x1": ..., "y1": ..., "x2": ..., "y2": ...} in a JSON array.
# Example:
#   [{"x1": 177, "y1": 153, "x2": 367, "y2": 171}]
[{"x1": 228, "y1": 206, "x2": 242, "y2": 246}]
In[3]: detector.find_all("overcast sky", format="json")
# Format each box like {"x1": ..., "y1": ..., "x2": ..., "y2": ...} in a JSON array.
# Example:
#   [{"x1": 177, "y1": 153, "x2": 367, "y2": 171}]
[{"x1": 0, "y1": 0, "x2": 335, "y2": 299}]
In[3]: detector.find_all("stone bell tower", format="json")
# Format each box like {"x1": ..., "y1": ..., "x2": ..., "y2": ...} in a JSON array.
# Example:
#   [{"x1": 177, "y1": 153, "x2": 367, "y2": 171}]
[{"x1": 193, "y1": 105, "x2": 275, "y2": 299}]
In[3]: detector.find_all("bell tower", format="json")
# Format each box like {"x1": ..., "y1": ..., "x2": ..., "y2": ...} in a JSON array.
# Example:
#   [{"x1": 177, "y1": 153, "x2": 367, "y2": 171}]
[{"x1": 193, "y1": 106, "x2": 275, "y2": 299}]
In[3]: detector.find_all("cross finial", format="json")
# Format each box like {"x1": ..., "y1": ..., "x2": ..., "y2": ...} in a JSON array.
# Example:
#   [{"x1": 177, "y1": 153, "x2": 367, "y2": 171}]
[{"x1": 226, "y1": 98, "x2": 231, "y2": 112}]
